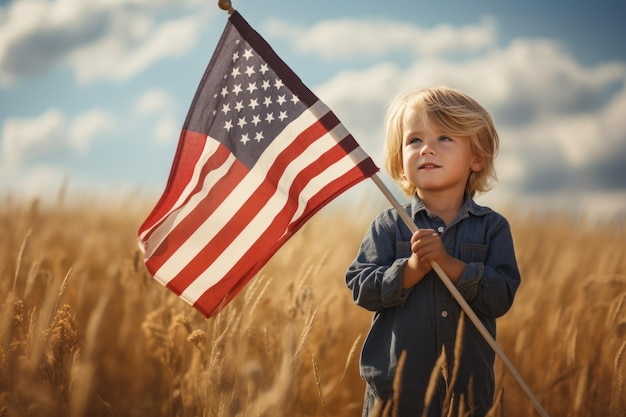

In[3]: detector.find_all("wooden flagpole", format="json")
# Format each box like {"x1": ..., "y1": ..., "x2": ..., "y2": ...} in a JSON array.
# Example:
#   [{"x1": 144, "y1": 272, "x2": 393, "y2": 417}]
[{"x1": 371, "y1": 174, "x2": 550, "y2": 417}]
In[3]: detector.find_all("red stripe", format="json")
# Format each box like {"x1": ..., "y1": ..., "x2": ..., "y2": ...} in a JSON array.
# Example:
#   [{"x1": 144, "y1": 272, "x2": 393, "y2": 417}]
[
  {"x1": 138, "y1": 130, "x2": 207, "y2": 236},
  {"x1": 145, "y1": 147, "x2": 247, "y2": 275},
  {"x1": 293, "y1": 162, "x2": 374, "y2": 230},
  {"x1": 163, "y1": 116, "x2": 337, "y2": 293}
]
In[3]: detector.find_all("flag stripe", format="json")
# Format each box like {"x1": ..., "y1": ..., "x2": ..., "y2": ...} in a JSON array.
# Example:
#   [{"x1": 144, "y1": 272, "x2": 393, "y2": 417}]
[
  {"x1": 137, "y1": 130, "x2": 208, "y2": 242},
  {"x1": 143, "y1": 139, "x2": 237, "y2": 259}
]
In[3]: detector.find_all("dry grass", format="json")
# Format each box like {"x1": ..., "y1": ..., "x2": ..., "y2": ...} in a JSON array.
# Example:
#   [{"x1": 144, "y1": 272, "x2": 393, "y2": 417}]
[{"x1": 0, "y1": 193, "x2": 625, "y2": 417}]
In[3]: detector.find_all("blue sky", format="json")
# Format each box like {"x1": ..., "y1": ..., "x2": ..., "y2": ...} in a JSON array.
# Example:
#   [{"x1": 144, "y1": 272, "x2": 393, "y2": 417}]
[{"x1": 1, "y1": 0, "x2": 625, "y2": 218}]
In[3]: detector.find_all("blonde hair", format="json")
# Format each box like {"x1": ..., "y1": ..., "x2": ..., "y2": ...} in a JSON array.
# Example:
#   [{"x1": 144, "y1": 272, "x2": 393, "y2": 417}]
[{"x1": 383, "y1": 86, "x2": 499, "y2": 197}]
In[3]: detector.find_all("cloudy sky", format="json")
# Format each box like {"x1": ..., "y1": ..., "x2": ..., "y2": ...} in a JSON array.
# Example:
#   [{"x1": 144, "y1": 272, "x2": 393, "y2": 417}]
[{"x1": 1, "y1": 0, "x2": 625, "y2": 218}]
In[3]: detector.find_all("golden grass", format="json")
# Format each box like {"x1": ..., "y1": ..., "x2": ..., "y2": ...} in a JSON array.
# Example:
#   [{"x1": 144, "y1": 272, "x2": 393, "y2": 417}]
[{"x1": 0, "y1": 194, "x2": 625, "y2": 417}]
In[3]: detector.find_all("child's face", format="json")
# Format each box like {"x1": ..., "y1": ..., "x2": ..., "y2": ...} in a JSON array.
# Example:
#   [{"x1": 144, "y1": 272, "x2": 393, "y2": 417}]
[{"x1": 401, "y1": 108, "x2": 484, "y2": 197}]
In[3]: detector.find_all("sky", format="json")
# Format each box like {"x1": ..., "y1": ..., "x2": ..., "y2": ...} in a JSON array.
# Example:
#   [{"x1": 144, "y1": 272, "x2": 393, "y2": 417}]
[{"x1": 1, "y1": 0, "x2": 625, "y2": 219}]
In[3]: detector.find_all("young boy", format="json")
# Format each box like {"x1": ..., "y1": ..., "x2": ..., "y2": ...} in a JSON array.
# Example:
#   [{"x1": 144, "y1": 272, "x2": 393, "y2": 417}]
[{"x1": 345, "y1": 86, "x2": 521, "y2": 417}]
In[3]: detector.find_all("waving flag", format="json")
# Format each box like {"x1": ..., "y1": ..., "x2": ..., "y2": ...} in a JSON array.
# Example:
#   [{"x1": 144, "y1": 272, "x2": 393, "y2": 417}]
[{"x1": 137, "y1": 11, "x2": 378, "y2": 318}]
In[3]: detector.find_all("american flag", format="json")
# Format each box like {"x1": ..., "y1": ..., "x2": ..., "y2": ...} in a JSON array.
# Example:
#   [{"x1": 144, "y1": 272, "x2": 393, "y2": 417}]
[{"x1": 137, "y1": 11, "x2": 378, "y2": 318}]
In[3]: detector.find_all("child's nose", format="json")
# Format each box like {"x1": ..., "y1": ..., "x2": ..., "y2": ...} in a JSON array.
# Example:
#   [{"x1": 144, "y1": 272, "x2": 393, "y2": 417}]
[{"x1": 420, "y1": 144, "x2": 435, "y2": 156}]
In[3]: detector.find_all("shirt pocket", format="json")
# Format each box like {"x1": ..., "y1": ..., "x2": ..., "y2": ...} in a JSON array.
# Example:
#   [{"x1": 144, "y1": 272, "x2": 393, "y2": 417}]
[
  {"x1": 460, "y1": 242, "x2": 488, "y2": 264},
  {"x1": 395, "y1": 241, "x2": 412, "y2": 259}
]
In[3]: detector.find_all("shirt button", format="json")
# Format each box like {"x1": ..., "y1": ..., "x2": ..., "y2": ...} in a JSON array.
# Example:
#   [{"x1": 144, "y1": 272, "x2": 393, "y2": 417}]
[
  {"x1": 437, "y1": 226, "x2": 444, "y2": 233},
  {"x1": 441, "y1": 310, "x2": 448, "y2": 318}
]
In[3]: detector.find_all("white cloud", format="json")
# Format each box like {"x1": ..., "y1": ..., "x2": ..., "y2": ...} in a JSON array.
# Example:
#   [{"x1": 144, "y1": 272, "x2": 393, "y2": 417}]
[
  {"x1": 154, "y1": 117, "x2": 179, "y2": 145},
  {"x1": 0, "y1": 0, "x2": 213, "y2": 85},
  {"x1": 68, "y1": 14, "x2": 205, "y2": 84},
  {"x1": 265, "y1": 16, "x2": 497, "y2": 59},
  {"x1": 1, "y1": 107, "x2": 116, "y2": 168},
  {"x1": 1, "y1": 109, "x2": 66, "y2": 167},
  {"x1": 134, "y1": 88, "x2": 179, "y2": 144},
  {"x1": 68, "y1": 109, "x2": 115, "y2": 154},
  {"x1": 134, "y1": 88, "x2": 175, "y2": 115}
]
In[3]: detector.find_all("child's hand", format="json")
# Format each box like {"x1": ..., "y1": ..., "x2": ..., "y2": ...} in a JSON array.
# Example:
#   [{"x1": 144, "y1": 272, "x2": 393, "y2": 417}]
[
  {"x1": 410, "y1": 229, "x2": 448, "y2": 266},
  {"x1": 402, "y1": 229, "x2": 440, "y2": 288},
  {"x1": 406, "y1": 229, "x2": 467, "y2": 285}
]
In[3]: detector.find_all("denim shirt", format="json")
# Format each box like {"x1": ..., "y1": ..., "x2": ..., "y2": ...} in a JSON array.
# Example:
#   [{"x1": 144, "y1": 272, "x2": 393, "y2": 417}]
[{"x1": 345, "y1": 194, "x2": 520, "y2": 417}]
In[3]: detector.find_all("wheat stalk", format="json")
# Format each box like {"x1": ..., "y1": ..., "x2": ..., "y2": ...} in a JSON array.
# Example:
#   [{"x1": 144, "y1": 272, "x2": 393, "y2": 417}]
[
  {"x1": 312, "y1": 354, "x2": 329, "y2": 417},
  {"x1": 611, "y1": 340, "x2": 626, "y2": 414},
  {"x1": 573, "y1": 364, "x2": 588, "y2": 414},
  {"x1": 53, "y1": 267, "x2": 72, "y2": 316},
  {"x1": 293, "y1": 305, "x2": 318, "y2": 360},
  {"x1": 246, "y1": 276, "x2": 273, "y2": 324},
  {"x1": 392, "y1": 350, "x2": 407, "y2": 417},
  {"x1": 12, "y1": 228, "x2": 32, "y2": 292},
  {"x1": 443, "y1": 313, "x2": 465, "y2": 414},
  {"x1": 421, "y1": 347, "x2": 447, "y2": 417},
  {"x1": 340, "y1": 333, "x2": 362, "y2": 382},
  {"x1": 608, "y1": 291, "x2": 626, "y2": 326}
]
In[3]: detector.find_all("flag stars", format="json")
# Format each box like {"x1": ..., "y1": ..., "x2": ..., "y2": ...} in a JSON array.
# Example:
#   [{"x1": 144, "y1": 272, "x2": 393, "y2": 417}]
[
  {"x1": 237, "y1": 117, "x2": 247, "y2": 128},
  {"x1": 240, "y1": 133, "x2": 250, "y2": 145},
  {"x1": 276, "y1": 95, "x2": 286, "y2": 105},
  {"x1": 249, "y1": 98, "x2": 259, "y2": 110},
  {"x1": 259, "y1": 63, "x2": 269, "y2": 74},
  {"x1": 242, "y1": 48, "x2": 254, "y2": 60},
  {"x1": 252, "y1": 114, "x2": 261, "y2": 126},
  {"x1": 278, "y1": 111, "x2": 288, "y2": 121},
  {"x1": 234, "y1": 101, "x2": 244, "y2": 111},
  {"x1": 224, "y1": 120, "x2": 233, "y2": 131},
  {"x1": 290, "y1": 95, "x2": 300, "y2": 105},
  {"x1": 254, "y1": 131, "x2": 264, "y2": 142},
  {"x1": 246, "y1": 82, "x2": 258, "y2": 94},
  {"x1": 231, "y1": 51, "x2": 239, "y2": 62},
  {"x1": 261, "y1": 80, "x2": 271, "y2": 91},
  {"x1": 265, "y1": 113, "x2": 274, "y2": 123},
  {"x1": 221, "y1": 103, "x2": 231, "y2": 115},
  {"x1": 263, "y1": 96, "x2": 273, "y2": 107},
  {"x1": 274, "y1": 79, "x2": 284, "y2": 89},
  {"x1": 231, "y1": 67, "x2": 241, "y2": 78},
  {"x1": 221, "y1": 87, "x2": 229, "y2": 98},
  {"x1": 245, "y1": 66, "x2": 255, "y2": 76},
  {"x1": 232, "y1": 84, "x2": 243, "y2": 95}
]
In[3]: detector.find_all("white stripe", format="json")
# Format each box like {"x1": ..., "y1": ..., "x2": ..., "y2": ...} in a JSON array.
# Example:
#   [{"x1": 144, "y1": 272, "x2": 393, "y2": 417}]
[
  {"x1": 144, "y1": 141, "x2": 237, "y2": 259},
  {"x1": 139, "y1": 138, "x2": 220, "y2": 244},
  {"x1": 290, "y1": 143, "x2": 372, "y2": 224},
  {"x1": 153, "y1": 101, "x2": 332, "y2": 286}
]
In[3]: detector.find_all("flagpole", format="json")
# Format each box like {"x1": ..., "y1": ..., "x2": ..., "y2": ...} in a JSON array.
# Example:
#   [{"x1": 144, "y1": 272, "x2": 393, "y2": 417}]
[{"x1": 370, "y1": 174, "x2": 550, "y2": 417}]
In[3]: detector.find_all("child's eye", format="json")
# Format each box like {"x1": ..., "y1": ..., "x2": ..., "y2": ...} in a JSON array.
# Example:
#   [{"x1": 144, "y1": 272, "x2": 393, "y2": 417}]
[
  {"x1": 439, "y1": 136, "x2": 452, "y2": 142},
  {"x1": 408, "y1": 137, "x2": 421, "y2": 144}
]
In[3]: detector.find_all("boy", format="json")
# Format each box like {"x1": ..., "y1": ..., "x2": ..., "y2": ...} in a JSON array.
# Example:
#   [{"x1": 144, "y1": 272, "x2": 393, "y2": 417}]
[{"x1": 346, "y1": 86, "x2": 521, "y2": 416}]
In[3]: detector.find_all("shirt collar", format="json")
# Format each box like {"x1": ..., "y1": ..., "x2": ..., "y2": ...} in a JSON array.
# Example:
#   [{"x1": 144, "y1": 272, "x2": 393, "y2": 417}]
[{"x1": 410, "y1": 193, "x2": 492, "y2": 223}]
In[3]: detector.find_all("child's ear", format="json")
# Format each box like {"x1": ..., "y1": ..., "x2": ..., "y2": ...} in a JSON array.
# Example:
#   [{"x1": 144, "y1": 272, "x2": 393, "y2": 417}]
[{"x1": 471, "y1": 153, "x2": 485, "y2": 172}]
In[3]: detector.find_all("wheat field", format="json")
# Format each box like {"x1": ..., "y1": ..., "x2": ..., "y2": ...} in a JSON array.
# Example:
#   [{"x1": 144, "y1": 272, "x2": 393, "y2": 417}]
[{"x1": 1, "y1": 192, "x2": 625, "y2": 417}]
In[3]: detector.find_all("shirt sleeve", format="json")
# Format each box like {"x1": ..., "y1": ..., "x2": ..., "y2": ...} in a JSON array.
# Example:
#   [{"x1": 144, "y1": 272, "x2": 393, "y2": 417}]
[
  {"x1": 345, "y1": 213, "x2": 413, "y2": 311},
  {"x1": 456, "y1": 216, "x2": 521, "y2": 318}
]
